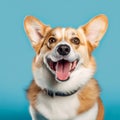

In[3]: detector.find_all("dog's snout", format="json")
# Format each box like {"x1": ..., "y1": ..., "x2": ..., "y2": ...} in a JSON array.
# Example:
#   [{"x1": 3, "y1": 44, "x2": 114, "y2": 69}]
[{"x1": 57, "y1": 44, "x2": 70, "y2": 56}]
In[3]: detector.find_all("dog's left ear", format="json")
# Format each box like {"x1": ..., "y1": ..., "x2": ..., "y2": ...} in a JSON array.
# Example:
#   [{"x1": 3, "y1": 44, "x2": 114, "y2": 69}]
[
  {"x1": 81, "y1": 14, "x2": 108, "y2": 48},
  {"x1": 24, "y1": 16, "x2": 51, "y2": 53}
]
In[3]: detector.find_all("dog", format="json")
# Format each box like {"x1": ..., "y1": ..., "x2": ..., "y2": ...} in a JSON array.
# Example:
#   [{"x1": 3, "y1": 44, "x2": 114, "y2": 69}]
[{"x1": 24, "y1": 14, "x2": 108, "y2": 120}]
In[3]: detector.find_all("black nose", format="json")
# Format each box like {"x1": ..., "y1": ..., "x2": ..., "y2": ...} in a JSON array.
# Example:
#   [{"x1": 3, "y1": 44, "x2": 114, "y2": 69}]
[{"x1": 57, "y1": 44, "x2": 70, "y2": 56}]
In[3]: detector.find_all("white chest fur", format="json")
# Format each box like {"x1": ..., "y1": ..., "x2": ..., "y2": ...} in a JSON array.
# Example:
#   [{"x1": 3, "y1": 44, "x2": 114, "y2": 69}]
[{"x1": 35, "y1": 93, "x2": 80, "y2": 120}]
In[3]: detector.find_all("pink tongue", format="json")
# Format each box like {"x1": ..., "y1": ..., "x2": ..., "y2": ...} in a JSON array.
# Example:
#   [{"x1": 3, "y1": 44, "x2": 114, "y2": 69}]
[{"x1": 56, "y1": 61, "x2": 72, "y2": 81}]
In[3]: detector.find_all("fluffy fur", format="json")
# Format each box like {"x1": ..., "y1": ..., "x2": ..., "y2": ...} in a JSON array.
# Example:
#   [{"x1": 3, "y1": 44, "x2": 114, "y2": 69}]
[{"x1": 24, "y1": 14, "x2": 108, "y2": 120}]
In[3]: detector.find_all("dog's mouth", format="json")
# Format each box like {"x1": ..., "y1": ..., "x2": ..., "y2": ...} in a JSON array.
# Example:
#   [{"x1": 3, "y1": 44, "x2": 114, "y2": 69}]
[{"x1": 47, "y1": 58, "x2": 79, "y2": 81}]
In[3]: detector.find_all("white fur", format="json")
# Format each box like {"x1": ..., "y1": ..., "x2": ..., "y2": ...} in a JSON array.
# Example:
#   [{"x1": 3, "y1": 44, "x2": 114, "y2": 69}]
[
  {"x1": 30, "y1": 97, "x2": 98, "y2": 120},
  {"x1": 73, "y1": 102, "x2": 98, "y2": 120},
  {"x1": 29, "y1": 106, "x2": 36, "y2": 120},
  {"x1": 33, "y1": 62, "x2": 94, "y2": 93},
  {"x1": 62, "y1": 28, "x2": 65, "y2": 41},
  {"x1": 35, "y1": 93, "x2": 80, "y2": 120}
]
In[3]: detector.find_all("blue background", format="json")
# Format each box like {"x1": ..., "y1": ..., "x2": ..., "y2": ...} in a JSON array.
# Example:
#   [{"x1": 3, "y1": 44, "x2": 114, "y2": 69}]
[{"x1": 0, "y1": 0, "x2": 120, "y2": 120}]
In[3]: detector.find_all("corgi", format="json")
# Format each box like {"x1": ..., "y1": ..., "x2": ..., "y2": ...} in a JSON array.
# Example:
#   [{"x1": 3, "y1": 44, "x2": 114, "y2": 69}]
[{"x1": 24, "y1": 14, "x2": 108, "y2": 120}]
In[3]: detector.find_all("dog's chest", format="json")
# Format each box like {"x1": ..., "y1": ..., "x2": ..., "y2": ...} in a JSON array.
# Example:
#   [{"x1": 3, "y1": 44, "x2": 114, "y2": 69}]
[{"x1": 35, "y1": 93, "x2": 80, "y2": 120}]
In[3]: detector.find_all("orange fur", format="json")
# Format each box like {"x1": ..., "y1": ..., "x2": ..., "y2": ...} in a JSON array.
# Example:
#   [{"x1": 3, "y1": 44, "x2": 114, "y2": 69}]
[
  {"x1": 96, "y1": 98, "x2": 104, "y2": 120},
  {"x1": 77, "y1": 78, "x2": 100, "y2": 114},
  {"x1": 27, "y1": 80, "x2": 41, "y2": 109}
]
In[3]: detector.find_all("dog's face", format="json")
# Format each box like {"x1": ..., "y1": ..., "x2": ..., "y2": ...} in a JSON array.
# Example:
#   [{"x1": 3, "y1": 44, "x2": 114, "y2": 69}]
[{"x1": 24, "y1": 15, "x2": 108, "y2": 92}]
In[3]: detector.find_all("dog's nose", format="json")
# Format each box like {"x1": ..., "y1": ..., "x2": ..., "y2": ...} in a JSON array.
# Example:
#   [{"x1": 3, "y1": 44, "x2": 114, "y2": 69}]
[{"x1": 57, "y1": 44, "x2": 70, "y2": 56}]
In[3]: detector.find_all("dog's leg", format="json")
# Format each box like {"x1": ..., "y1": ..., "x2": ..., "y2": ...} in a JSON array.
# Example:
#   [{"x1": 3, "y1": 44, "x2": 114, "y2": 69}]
[
  {"x1": 29, "y1": 105, "x2": 38, "y2": 120},
  {"x1": 29, "y1": 106, "x2": 47, "y2": 120}
]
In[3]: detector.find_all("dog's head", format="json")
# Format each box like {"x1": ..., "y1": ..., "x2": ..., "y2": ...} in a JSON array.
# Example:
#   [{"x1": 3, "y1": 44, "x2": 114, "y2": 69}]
[{"x1": 24, "y1": 15, "x2": 108, "y2": 92}]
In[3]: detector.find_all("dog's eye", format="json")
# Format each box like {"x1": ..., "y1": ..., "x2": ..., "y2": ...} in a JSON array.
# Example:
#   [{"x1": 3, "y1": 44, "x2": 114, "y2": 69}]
[
  {"x1": 71, "y1": 37, "x2": 80, "y2": 45},
  {"x1": 49, "y1": 37, "x2": 56, "y2": 44}
]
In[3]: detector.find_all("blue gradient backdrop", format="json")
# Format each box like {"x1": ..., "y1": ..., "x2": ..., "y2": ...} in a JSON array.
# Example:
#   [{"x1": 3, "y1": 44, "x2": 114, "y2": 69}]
[{"x1": 0, "y1": 0, "x2": 120, "y2": 120}]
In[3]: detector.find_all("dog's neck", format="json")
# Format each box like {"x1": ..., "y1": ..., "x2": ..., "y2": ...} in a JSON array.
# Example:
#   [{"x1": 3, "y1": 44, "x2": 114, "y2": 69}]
[
  {"x1": 43, "y1": 87, "x2": 80, "y2": 97},
  {"x1": 27, "y1": 78, "x2": 100, "y2": 112}
]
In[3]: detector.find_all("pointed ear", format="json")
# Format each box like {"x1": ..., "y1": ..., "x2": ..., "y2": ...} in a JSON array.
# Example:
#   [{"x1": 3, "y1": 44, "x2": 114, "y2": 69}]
[
  {"x1": 24, "y1": 16, "x2": 51, "y2": 53},
  {"x1": 81, "y1": 14, "x2": 108, "y2": 48}
]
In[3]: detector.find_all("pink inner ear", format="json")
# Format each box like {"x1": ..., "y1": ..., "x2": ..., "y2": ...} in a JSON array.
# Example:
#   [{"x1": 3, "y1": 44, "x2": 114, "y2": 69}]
[
  {"x1": 28, "y1": 24, "x2": 43, "y2": 46},
  {"x1": 86, "y1": 20, "x2": 103, "y2": 42},
  {"x1": 87, "y1": 30, "x2": 99, "y2": 43}
]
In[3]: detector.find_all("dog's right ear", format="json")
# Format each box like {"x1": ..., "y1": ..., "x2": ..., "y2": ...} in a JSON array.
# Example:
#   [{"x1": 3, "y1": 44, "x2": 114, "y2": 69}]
[{"x1": 24, "y1": 16, "x2": 51, "y2": 53}]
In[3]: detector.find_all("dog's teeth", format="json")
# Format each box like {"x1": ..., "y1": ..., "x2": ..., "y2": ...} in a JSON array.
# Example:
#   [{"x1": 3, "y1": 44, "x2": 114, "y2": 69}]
[
  {"x1": 71, "y1": 60, "x2": 77, "y2": 70},
  {"x1": 70, "y1": 63, "x2": 72, "y2": 69}
]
